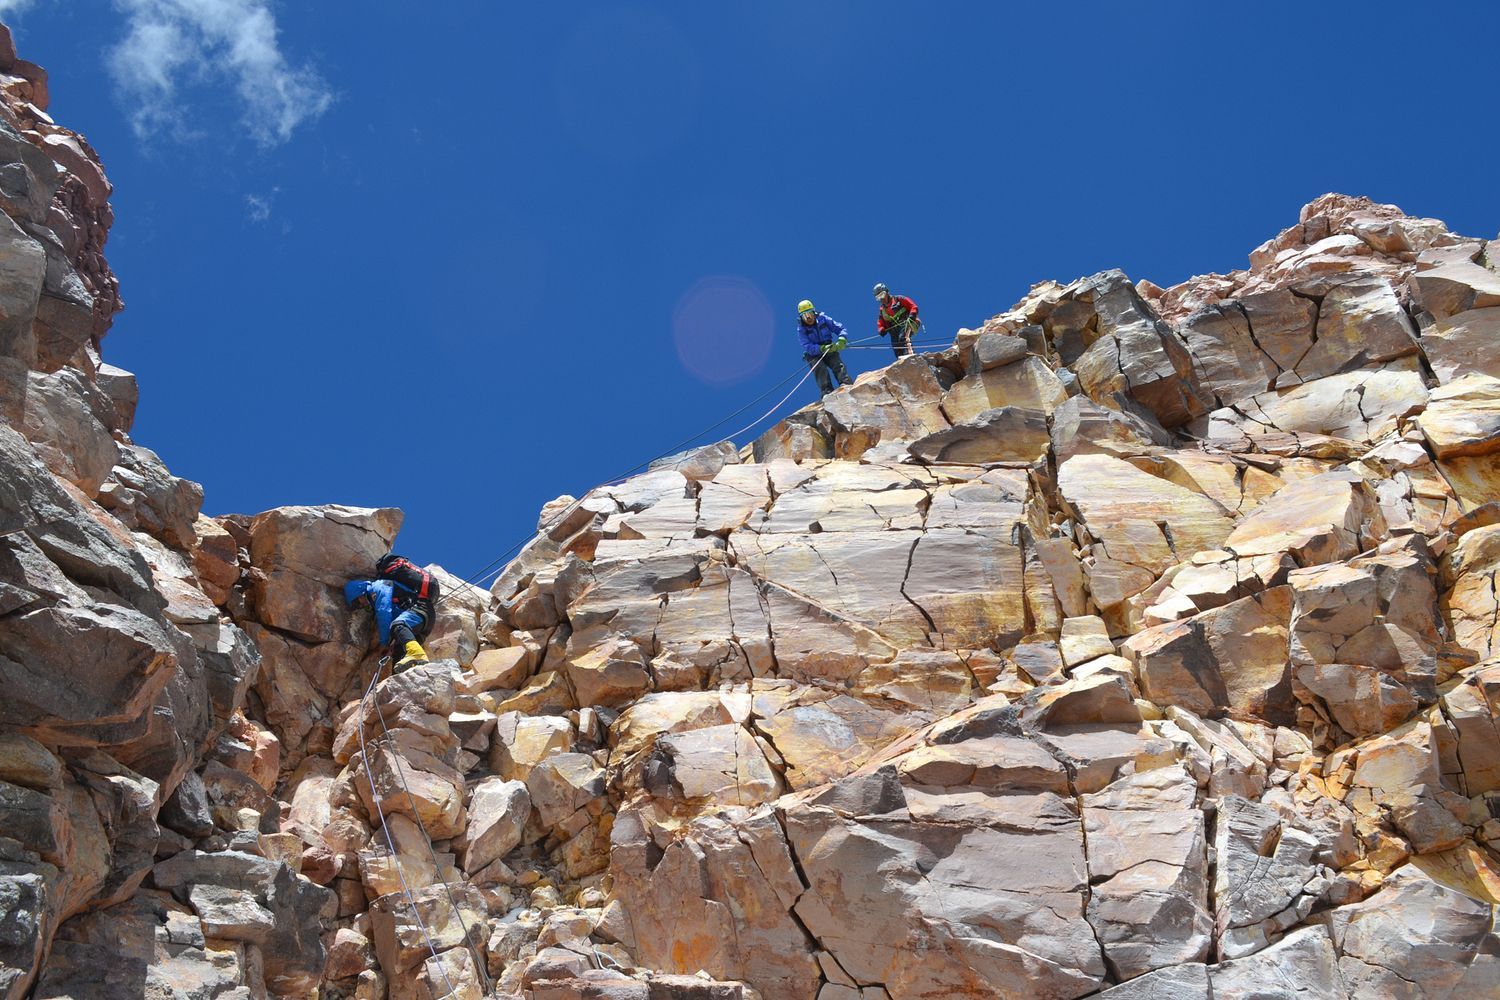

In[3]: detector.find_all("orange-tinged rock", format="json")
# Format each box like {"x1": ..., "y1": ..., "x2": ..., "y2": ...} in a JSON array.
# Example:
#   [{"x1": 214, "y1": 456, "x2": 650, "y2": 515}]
[
  {"x1": 1416, "y1": 374, "x2": 1500, "y2": 458},
  {"x1": 940, "y1": 356, "x2": 1069, "y2": 424}
]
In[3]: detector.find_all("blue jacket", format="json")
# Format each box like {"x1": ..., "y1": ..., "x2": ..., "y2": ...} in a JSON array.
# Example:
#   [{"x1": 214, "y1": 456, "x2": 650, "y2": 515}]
[
  {"x1": 345, "y1": 579, "x2": 399, "y2": 644},
  {"x1": 798, "y1": 312, "x2": 845, "y2": 358}
]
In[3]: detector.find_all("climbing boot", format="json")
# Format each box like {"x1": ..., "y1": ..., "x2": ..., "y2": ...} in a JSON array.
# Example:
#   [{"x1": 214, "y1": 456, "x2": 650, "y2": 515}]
[{"x1": 394, "y1": 640, "x2": 429, "y2": 673}]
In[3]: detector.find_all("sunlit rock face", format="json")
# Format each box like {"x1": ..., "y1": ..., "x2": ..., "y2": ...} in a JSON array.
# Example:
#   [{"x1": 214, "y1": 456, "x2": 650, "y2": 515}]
[{"x1": 3, "y1": 17, "x2": 1500, "y2": 998}]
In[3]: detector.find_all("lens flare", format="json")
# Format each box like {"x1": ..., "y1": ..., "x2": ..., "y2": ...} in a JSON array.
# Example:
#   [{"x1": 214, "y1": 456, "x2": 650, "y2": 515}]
[{"x1": 672, "y1": 276, "x2": 775, "y2": 385}]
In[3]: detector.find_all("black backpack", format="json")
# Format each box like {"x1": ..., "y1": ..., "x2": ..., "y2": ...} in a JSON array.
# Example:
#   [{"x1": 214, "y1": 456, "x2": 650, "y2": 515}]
[{"x1": 376, "y1": 554, "x2": 441, "y2": 604}]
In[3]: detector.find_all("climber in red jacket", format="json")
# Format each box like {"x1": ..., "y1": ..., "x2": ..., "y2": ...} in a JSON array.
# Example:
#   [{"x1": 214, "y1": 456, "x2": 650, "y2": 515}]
[{"x1": 874, "y1": 283, "x2": 921, "y2": 359}]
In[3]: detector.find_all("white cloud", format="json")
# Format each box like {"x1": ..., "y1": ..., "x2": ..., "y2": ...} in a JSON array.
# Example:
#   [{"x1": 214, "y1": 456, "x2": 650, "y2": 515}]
[
  {"x1": 244, "y1": 186, "x2": 276, "y2": 222},
  {"x1": 109, "y1": 0, "x2": 333, "y2": 146},
  {"x1": 0, "y1": 1, "x2": 36, "y2": 18}
]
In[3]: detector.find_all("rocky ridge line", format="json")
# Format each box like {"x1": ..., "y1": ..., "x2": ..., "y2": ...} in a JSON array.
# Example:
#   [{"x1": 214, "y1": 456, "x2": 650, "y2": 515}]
[{"x1": 3, "y1": 21, "x2": 1500, "y2": 1000}]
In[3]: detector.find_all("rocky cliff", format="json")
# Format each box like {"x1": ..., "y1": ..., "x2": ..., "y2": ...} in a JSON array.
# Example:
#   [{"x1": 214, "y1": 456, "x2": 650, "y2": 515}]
[{"x1": 3, "y1": 26, "x2": 1500, "y2": 1000}]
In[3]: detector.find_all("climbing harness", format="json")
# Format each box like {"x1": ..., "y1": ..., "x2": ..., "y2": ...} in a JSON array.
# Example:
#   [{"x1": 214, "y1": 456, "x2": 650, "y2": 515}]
[
  {"x1": 355, "y1": 655, "x2": 494, "y2": 998},
  {"x1": 377, "y1": 555, "x2": 440, "y2": 602}
]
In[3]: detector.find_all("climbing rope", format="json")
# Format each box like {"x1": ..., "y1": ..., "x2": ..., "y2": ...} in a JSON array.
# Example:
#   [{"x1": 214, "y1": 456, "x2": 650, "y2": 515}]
[
  {"x1": 354, "y1": 658, "x2": 466, "y2": 999},
  {"x1": 712, "y1": 352, "x2": 822, "y2": 443},
  {"x1": 349, "y1": 327, "x2": 954, "y2": 992},
  {"x1": 428, "y1": 360, "x2": 811, "y2": 607},
  {"x1": 842, "y1": 337, "x2": 949, "y2": 351},
  {"x1": 430, "y1": 331, "x2": 902, "y2": 608},
  {"x1": 370, "y1": 666, "x2": 494, "y2": 995}
]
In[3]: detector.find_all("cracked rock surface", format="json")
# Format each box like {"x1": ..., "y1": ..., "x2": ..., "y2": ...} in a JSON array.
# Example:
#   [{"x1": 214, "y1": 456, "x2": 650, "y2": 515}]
[{"x1": 2, "y1": 24, "x2": 1500, "y2": 1000}]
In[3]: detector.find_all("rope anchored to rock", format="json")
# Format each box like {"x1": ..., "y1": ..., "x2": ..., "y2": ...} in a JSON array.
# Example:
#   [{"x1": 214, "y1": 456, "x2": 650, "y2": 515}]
[
  {"x1": 354, "y1": 657, "x2": 494, "y2": 998},
  {"x1": 431, "y1": 332, "x2": 933, "y2": 609}
]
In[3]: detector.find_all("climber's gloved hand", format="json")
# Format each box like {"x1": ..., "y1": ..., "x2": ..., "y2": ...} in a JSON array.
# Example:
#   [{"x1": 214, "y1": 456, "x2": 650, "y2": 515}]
[{"x1": 834, "y1": 337, "x2": 848, "y2": 351}]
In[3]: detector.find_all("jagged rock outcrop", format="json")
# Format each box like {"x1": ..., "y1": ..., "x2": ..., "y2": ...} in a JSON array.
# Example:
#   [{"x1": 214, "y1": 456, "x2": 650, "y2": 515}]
[
  {"x1": 3, "y1": 18, "x2": 1500, "y2": 1000},
  {"x1": 466, "y1": 190, "x2": 1500, "y2": 998}
]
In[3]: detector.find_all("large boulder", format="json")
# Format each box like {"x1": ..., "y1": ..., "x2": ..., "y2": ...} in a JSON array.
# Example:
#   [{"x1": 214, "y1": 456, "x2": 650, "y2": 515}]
[
  {"x1": 819, "y1": 355, "x2": 950, "y2": 458},
  {"x1": 1324, "y1": 719, "x2": 1467, "y2": 855},
  {"x1": 95, "y1": 444, "x2": 204, "y2": 550},
  {"x1": 1411, "y1": 249, "x2": 1500, "y2": 320},
  {"x1": 1288, "y1": 544, "x2": 1441, "y2": 746},
  {"x1": 941, "y1": 356, "x2": 1069, "y2": 424},
  {"x1": 1296, "y1": 276, "x2": 1419, "y2": 381},
  {"x1": 1442, "y1": 524, "x2": 1500, "y2": 659},
  {"x1": 1328, "y1": 864, "x2": 1500, "y2": 997},
  {"x1": 152, "y1": 850, "x2": 337, "y2": 996},
  {"x1": 1211, "y1": 795, "x2": 1330, "y2": 959},
  {"x1": 351, "y1": 738, "x2": 466, "y2": 842},
  {"x1": 1422, "y1": 307, "x2": 1500, "y2": 384},
  {"x1": 0, "y1": 206, "x2": 45, "y2": 425},
  {"x1": 642, "y1": 724, "x2": 782, "y2": 807},
  {"x1": 1441, "y1": 661, "x2": 1500, "y2": 796},
  {"x1": 1064, "y1": 270, "x2": 1209, "y2": 427},
  {"x1": 1416, "y1": 373, "x2": 1500, "y2": 459},
  {"x1": 0, "y1": 601, "x2": 179, "y2": 745},
  {"x1": 1058, "y1": 453, "x2": 1236, "y2": 625},
  {"x1": 1081, "y1": 766, "x2": 1211, "y2": 978},
  {"x1": 1124, "y1": 588, "x2": 1295, "y2": 724},
  {"x1": 20, "y1": 369, "x2": 118, "y2": 497},
  {"x1": 1093, "y1": 925, "x2": 1349, "y2": 998},
  {"x1": 609, "y1": 805, "x2": 821, "y2": 999},
  {"x1": 245, "y1": 504, "x2": 402, "y2": 642},
  {"x1": 1221, "y1": 469, "x2": 1386, "y2": 568},
  {"x1": 1176, "y1": 289, "x2": 1314, "y2": 407},
  {"x1": 1049, "y1": 394, "x2": 1172, "y2": 463},
  {"x1": 1204, "y1": 367, "x2": 1429, "y2": 452},
  {"x1": 906, "y1": 406, "x2": 1049, "y2": 464},
  {"x1": 784, "y1": 768, "x2": 1105, "y2": 998},
  {"x1": 368, "y1": 881, "x2": 488, "y2": 984},
  {"x1": 457, "y1": 777, "x2": 529, "y2": 875}
]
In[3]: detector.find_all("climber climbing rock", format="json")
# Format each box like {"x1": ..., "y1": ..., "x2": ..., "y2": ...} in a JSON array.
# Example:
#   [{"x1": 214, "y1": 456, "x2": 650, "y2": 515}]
[
  {"x1": 345, "y1": 553, "x2": 440, "y2": 672},
  {"x1": 874, "y1": 282, "x2": 921, "y2": 359},
  {"x1": 797, "y1": 298, "x2": 853, "y2": 397}
]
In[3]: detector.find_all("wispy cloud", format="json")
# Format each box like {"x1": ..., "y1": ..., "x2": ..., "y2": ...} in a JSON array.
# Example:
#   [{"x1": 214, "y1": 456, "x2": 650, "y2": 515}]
[
  {"x1": 244, "y1": 186, "x2": 276, "y2": 222},
  {"x1": 109, "y1": 0, "x2": 333, "y2": 146},
  {"x1": 0, "y1": 1, "x2": 35, "y2": 18}
]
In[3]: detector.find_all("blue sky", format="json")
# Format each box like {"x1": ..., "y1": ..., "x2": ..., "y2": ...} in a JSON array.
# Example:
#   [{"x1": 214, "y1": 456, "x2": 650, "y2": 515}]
[{"x1": 7, "y1": 2, "x2": 1499, "y2": 580}]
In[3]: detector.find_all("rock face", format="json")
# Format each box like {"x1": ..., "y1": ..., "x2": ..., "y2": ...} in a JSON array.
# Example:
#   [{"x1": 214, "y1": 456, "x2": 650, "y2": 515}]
[
  {"x1": 3, "y1": 23, "x2": 1500, "y2": 1000},
  {"x1": 470, "y1": 192, "x2": 1500, "y2": 1000}
]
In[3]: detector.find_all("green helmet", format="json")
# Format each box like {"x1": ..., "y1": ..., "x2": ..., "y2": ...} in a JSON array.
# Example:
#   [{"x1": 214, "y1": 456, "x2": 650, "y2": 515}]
[{"x1": 873, "y1": 283, "x2": 889, "y2": 298}]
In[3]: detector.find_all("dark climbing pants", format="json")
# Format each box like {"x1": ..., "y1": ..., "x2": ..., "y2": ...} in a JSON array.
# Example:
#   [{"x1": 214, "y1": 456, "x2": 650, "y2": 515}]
[
  {"x1": 889, "y1": 320, "x2": 918, "y2": 359},
  {"x1": 389, "y1": 599, "x2": 434, "y2": 650},
  {"x1": 807, "y1": 351, "x2": 852, "y2": 396}
]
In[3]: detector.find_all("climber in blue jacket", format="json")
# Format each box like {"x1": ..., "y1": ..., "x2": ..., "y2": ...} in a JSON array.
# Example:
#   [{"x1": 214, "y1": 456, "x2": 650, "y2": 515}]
[
  {"x1": 345, "y1": 554, "x2": 438, "y2": 672},
  {"x1": 797, "y1": 299, "x2": 853, "y2": 396}
]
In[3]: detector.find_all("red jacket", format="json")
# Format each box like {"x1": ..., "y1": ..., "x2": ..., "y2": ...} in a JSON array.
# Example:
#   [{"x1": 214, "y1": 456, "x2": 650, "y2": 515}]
[{"x1": 877, "y1": 294, "x2": 919, "y2": 333}]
